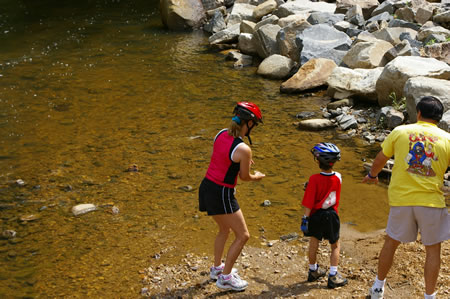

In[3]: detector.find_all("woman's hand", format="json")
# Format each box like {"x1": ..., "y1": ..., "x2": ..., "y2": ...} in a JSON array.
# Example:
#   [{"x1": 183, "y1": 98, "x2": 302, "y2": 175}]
[{"x1": 253, "y1": 170, "x2": 265, "y2": 181}]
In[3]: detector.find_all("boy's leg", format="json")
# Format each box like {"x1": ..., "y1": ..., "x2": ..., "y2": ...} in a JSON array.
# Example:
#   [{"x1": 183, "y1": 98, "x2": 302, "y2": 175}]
[
  {"x1": 308, "y1": 237, "x2": 320, "y2": 265},
  {"x1": 330, "y1": 240, "x2": 340, "y2": 267}
]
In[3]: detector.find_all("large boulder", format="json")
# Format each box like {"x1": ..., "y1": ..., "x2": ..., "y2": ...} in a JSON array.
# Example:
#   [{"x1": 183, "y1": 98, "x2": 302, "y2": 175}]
[
  {"x1": 227, "y1": 3, "x2": 257, "y2": 27},
  {"x1": 253, "y1": 24, "x2": 282, "y2": 58},
  {"x1": 342, "y1": 40, "x2": 393, "y2": 68},
  {"x1": 335, "y1": 0, "x2": 380, "y2": 20},
  {"x1": 277, "y1": 20, "x2": 311, "y2": 62},
  {"x1": 296, "y1": 24, "x2": 352, "y2": 65},
  {"x1": 372, "y1": 27, "x2": 418, "y2": 45},
  {"x1": 404, "y1": 77, "x2": 450, "y2": 123},
  {"x1": 280, "y1": 58, "x2": 337, "y2": 93},
  {"x1": 253, "y1": 0, "x2": 278, "y2": 21},
  {"x1": 423, "y1": 42, "x2": 450, "y2": 65},
  {"x1": 209, "y1": 23, "x2": 240, "y2": 44},
  {"x1": 273, "y1": 0, "x2": 336, "y2": 18},
  {"x1": 327, "y1": 67, "x2": 384, "y2": 102},
  {"x1": 376, "y1": 56, "x2": 450, "y2": 106},
  {"x1": 257, "y1": 54, "x2": 296, "y2": 79},
  {"x1": 160, "y1": 0, "x2": 205, "y2": 30}
]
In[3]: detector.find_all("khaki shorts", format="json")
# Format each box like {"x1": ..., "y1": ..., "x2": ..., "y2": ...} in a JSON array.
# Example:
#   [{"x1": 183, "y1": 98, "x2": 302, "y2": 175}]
[{"x1": 386, "y1": 206, "x2": 450, "y2": 246}]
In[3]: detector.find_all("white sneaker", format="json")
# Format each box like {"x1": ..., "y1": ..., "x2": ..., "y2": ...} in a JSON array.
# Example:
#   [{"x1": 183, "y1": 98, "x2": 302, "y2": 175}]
[
  {"x1": 369, "y1": 286, "x2": 384, "y2": 299},
  {"x1": 209, "y1": 263, "x2": 237, "y2": 280},
  {"x1": 216, "y1": 273, "x2": 248, "y2": 291}
]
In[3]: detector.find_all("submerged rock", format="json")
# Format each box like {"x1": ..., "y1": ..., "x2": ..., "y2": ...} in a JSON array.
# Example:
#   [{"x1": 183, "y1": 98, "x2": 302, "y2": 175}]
[{"x1": 72, "y1": 204, "x2": 97, "y2": 216}]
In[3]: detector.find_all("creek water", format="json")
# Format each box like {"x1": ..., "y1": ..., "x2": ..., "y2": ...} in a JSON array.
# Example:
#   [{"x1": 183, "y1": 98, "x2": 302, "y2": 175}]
[{"x1": 0, "y1": 1, "x2": 389, "y2": 297}]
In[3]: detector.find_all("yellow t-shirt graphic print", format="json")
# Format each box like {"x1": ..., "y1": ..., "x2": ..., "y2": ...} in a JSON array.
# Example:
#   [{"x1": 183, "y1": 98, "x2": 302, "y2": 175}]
[
  {"x1": 404, "y1": 132, "x2": 439, "y2": 177},
  {"x1": 381, "y1": 121, "x2": 450, "y2": 208}
]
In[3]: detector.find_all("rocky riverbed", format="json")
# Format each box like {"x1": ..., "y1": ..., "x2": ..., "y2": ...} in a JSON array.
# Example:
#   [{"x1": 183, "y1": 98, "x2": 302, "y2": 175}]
[{"x1": 140, "y1": 224, "x2": 450, "y2": 298}]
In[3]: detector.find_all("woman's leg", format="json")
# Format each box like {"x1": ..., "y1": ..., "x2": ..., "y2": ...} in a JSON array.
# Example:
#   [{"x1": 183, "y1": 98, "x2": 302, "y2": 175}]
[
  {"x1": 212, "y1": 215, "x2": 231, "y2": 267},
  {"x1": 213, "y1": 210, "x2": 250, "y2": 274},
  {"x1": 308, "y1": 237, "x2": 320, "y2": 265}
]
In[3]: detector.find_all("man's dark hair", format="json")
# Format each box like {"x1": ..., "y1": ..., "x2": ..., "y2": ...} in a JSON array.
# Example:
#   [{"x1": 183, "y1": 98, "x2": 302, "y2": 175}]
[{"x1": 416, "y1": 96, "x2": 444, "y2": 122}]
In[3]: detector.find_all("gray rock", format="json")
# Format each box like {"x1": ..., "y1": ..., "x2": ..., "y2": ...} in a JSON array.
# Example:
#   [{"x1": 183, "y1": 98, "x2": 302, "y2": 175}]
[
  {"x1": 434, "y1": 11, "x2": 450, "y2": 25},
  {"x1": 204, "y1": 11, "x2": 226, "y2": 34},
  {"x1": 160, "y1": 0, "x2": 205, "y2": 30},
  {"x1": 257, "y1": 54, "x2": 295, "y2": 79},
  {"x1": 327, "y1": 98, "x2": 354, "y2": 110},
  {"x1": 273, "y1": 0, "x2": 336, "y2": 18},
  {"x1": 298, "y1": 119, "x2": 336, "y2": 130},
  {"x1": 209, "y1": 23, "x2": 240, "y2": 44},
  {"x1": 326, "y1": 67, "x2": 383, "y2": 102},
  {"x1": 372, "y1": 27, "x2": 418, "y2": 46},
  {"x1": 439, "y1": 110, "x2": 450, "y2": 132},
  {"x1": 366, "y1": 12, "x2": 394, "y2": 24},
  {"x1": 417, "y1": 26, "x2": 450, "y2": 42},
  {"x1": 277, "y1": 20, "x2": 311, "y2": 62},
  {"x1": 254, "y1": 24, "x2": 282, "y2": 58},
  {"x1": 227, "y1": 3, "x2": 257, "y2": 26},
  {"x1": 254, "y1": 15, "x2": 280, "y2": 32},
  {"x1": 342, "y1": 40, "x2": 393, "y2": 69},
  {"x1": 423, "y1": 42, "x2": 450, "y2": 64},
  {"x1": 72, "y1": 204, "x2": 97, "y2": 216},
  {"x1": 240, "y1": 20, "x2": 256, "y2": 34},
  {"x1": 396, "y1": 7, "x2": 415, "y2": 23},
  {"x1": 238, "y1": 33, "x2": 258, "y2": 55},
  {"x1": 404, "y1": 76, "x2": 450, "y2": 123},
  {"x1": 371, "y1": 0, "x2": 395, "y2": 17},
  {"x1": 376, "y1": 56, "x2": 450, "y2": 106},
  {"x1": 296, "y1": 111, "x2": 316, "y2": 119},
  {"x1": 336, "y1": 114, "x2": 358, "y2": 130},
  {"x1": 307, "y1": 12, "x2": 345, "y2": 26},
  {"x1": 253, "y1": 0, "x2": 278, "y2": 20},
  {"x1": 296, "y1": 24, "x2": 352, "y2": 65},
  {"x1": 280, "y1": 58, "x2": 337, "y2": 93},
  {"x1": 388, "y1": 19, "x2": 420, "y2": 31}
]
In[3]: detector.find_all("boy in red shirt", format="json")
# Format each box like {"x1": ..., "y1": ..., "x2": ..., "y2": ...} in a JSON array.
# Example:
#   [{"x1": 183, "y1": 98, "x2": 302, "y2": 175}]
[{"x1": 301, "y1": 142, "x2": 348, "y2": 289}]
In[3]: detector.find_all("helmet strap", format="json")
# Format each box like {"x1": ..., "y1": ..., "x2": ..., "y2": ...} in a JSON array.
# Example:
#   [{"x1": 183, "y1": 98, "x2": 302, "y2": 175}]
[{"x1": 245, "y1": 121, "x2": 255, "y2": 145}]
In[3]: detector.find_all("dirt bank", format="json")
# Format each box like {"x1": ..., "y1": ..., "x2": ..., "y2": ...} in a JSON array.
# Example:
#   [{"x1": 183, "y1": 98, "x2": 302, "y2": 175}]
[{"x1": 140, "y1": 224, "x2": 449, "y2": 298}]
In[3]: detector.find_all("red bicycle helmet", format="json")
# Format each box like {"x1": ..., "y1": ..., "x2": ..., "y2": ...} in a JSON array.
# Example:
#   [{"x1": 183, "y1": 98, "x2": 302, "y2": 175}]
[{"x1": 233, "y1": 102, "x2": 263, "y2": 123}]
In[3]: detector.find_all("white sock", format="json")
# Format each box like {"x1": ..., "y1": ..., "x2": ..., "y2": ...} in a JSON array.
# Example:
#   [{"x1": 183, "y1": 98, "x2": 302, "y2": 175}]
[
  {"x1": 373, "y1": 276, "x2": 386, "y2": 289},
  {"x1": 329, "y1": 266, "x2": 338, "y2": 276},
  {"x1": 424, "y1": 292, "x2": 436, "y2": 299},
  {"x1": 309, "y1": 264, "x2": 318, "y2": 271}
]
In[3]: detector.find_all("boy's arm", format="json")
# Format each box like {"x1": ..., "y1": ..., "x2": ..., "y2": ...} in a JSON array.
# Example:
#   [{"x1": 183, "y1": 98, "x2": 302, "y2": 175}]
[{"x1": 303, "y1": 207, "x2": 311, "y2": 217}]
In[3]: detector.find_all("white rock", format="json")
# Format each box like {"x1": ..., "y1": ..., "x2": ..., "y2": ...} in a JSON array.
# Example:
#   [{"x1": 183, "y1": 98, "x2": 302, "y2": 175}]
[{"x1": 72, "y1": 204, "x2": 97, "y2": 216}]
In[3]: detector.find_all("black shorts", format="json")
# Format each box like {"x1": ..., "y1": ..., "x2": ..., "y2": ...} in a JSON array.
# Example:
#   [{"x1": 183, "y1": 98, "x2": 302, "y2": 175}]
[
  {"x1": 198, "y1": 178, "x2": 240, "y2": 215},
  {"x1": 307, "y1": 207, "x2": 340, "y2": 244}
]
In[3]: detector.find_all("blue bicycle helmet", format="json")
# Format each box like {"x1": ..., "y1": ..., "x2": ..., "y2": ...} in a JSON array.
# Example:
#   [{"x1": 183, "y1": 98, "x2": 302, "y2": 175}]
[{"x1": 311, "y1": 142, "x2": 341, "y2": 164}]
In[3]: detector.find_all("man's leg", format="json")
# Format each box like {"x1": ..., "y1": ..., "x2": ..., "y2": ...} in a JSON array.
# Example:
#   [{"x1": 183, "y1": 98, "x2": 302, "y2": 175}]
[
  {"x1": 377, "y1": 235, "x2": 401, "y2": 280},
  {"x1": 424, "y1": 242, "x2": 441, "y2": 295}
]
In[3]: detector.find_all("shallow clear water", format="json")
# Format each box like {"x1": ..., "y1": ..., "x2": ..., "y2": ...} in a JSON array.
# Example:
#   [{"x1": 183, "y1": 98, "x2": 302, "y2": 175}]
[{"x1": 0, "y1": 1, "x2": 389, "y2": 297}]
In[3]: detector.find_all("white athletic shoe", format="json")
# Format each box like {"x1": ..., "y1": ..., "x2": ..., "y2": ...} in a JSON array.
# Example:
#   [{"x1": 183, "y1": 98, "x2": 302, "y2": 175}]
[
  {"x1": 209, "y1": 263, "x2": 237, "y2": 280},
  {"x1": 369, "y1": 286, "x2": 384, "y2": 299},
  {"x1": 216, "y1": 273, "x2": 248, "y2": 291}
]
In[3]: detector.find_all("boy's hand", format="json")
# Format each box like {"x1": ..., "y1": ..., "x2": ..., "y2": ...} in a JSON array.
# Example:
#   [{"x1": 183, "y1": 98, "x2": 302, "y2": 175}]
[{"x1": 301, "y1": 216, "x2": 309, "y2": 234}]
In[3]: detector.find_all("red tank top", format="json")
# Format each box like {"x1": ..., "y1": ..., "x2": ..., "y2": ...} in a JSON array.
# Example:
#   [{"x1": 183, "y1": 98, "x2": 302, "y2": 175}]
[{"x1": 205, "y1": 129, "x2": 244, "y2": 188}]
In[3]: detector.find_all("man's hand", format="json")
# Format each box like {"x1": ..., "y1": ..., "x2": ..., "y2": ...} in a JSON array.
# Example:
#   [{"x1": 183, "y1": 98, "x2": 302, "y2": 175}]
[{"x1": 362, "y1": 174, "x2": 379, "y2": 184}]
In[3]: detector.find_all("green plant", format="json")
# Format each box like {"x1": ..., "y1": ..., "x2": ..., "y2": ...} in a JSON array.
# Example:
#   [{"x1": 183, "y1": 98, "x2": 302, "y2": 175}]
[
  {"x1": 426, "y1": 38, "x2": 437, "y2": 46},
  {"x1": 389, "y1": 92, "x2": 406, "y2": 110}
]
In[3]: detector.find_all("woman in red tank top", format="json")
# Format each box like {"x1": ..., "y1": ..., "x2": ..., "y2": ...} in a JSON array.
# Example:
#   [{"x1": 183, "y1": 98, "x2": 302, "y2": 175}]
[{"x1": 198, "y1": 102, "x2": 265, "y2": 291}]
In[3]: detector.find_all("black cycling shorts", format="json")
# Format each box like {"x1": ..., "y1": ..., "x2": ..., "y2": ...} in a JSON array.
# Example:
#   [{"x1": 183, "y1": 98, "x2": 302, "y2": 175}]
[
  {"x1": 307, "y1": 207, "x2": 340, "y2": 244},
  {"x1": 198, "y1": 178, "x2": 240, "y2": 215}
]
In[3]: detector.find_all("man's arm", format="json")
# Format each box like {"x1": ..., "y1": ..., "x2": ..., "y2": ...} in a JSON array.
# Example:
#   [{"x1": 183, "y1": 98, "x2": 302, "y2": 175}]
[{"x1": 362, "y1": 150, "x2": 390, "y2": 184}]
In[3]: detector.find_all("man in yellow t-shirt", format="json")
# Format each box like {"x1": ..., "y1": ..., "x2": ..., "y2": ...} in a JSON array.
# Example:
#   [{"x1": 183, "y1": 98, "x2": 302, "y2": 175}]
[{"x1": 363, "y1": 96, "x2": 450, "y2": 299}]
